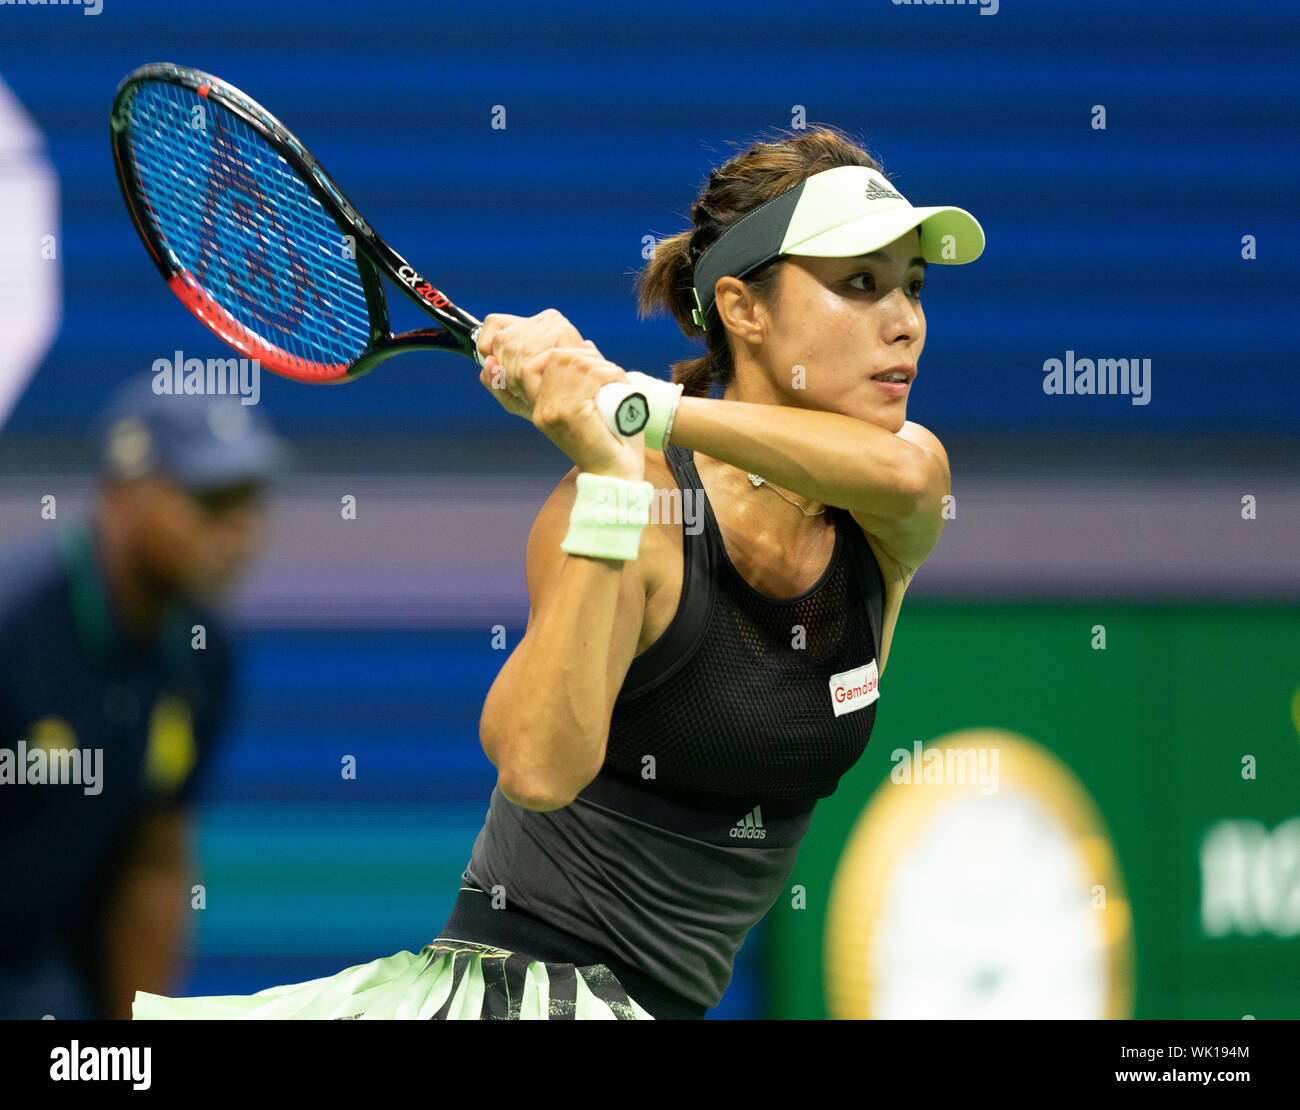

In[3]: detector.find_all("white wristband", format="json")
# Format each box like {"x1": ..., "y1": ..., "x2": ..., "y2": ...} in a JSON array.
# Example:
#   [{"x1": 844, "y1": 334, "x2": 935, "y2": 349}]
[
  {"x1": 623, "y1": 372, "x2": 684, "y2": 451},
  {"x1": 559, "y1": 472, "x2": 654, "y2": 560}
]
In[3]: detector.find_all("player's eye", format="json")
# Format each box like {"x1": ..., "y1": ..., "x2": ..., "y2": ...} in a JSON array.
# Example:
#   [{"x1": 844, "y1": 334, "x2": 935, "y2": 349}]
[{"x1": 847, "y1": 272, "x2": 926, "y2": 298}]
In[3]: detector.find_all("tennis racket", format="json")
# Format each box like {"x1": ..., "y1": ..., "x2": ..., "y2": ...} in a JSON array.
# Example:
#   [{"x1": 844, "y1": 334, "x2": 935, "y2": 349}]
[{"x1": 109, "y1": 62, "x2": 650, "y2": 438}]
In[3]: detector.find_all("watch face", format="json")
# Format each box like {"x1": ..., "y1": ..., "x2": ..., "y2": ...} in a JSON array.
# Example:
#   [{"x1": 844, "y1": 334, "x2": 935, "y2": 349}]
[
  {"x1": 825, "y1": 729, "x2": 1134, "y2": 1019},
  {"x1": 617, "y1": 395, "x2": 647, "y2": 436}
]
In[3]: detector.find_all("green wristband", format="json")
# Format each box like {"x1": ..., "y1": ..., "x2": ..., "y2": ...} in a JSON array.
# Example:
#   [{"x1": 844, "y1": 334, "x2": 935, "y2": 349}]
[
  {"x1": 623, "y1": 371, "x2": 684, "y2": 451},
  {"x1": 560, "y1": 472, "x2": 655, "y2": 560}
]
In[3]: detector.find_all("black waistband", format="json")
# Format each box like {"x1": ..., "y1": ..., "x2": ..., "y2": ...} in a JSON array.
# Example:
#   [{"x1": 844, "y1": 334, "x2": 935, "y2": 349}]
[
  {"x1": 577, "y1": 768, "x2": 815, "y2": 848},
  {"x1": 432, "y1": 887, "x2": 707, "y2": 1020}
]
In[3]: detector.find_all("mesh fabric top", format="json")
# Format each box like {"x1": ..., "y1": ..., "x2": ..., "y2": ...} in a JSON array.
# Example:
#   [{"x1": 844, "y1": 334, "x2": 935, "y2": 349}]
[{"x1": 603, "y1": 444, "x2": 886, "y2": 805}]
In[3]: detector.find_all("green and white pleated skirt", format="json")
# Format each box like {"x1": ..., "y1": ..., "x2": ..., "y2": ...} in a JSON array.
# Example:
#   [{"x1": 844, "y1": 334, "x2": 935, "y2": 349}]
[{"x1": 133, "y1": 938, "x2": 655, "y2": 1020}]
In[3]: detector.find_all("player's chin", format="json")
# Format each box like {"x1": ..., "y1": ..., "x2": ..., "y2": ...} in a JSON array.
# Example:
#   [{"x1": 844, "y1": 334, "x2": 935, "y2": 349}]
[{"x1": 849, "y1": 391, "x2": 907, "y2": 433}]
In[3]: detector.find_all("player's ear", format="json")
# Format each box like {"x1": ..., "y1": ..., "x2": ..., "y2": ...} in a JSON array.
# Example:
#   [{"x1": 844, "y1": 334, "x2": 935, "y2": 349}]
[{"x1": 714, "y1": 277, "x2": 765, "y2": 344}]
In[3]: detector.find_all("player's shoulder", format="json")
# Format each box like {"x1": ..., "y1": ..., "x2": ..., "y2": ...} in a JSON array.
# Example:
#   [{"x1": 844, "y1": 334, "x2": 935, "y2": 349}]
[
  {"x1": 536, "y1": 446, "x2": 676, "y2": 516},
  {"x1": 524, "y1": 449, "x2": 677, "y2": 588}
]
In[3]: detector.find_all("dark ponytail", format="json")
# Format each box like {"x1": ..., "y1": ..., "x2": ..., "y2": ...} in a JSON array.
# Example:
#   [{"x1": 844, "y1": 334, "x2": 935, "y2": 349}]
[{"x1": 635, "y1": 125, "x2": 884, "y2": 397}]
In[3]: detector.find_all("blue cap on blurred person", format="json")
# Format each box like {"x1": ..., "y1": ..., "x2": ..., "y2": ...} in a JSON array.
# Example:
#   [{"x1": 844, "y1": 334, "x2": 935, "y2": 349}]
[{"x1": 96, "y1": 372, "x2": 289, "y2": 491}]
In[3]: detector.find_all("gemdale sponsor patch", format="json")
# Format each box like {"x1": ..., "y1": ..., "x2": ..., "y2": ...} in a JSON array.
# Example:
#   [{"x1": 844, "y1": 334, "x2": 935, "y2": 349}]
[{"x1": 829, "y1": 660, "x2": 879, "y2": 717}]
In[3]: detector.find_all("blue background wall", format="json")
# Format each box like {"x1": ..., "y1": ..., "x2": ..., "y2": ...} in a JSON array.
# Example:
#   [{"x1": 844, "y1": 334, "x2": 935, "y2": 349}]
[{"x1": 3, "y1": 0, "x2": 1298, "y2": 439}]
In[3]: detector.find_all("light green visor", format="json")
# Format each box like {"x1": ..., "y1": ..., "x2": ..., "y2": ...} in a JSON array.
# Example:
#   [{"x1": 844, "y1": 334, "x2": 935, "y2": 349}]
[{"x1": 691, "y1": 165, "x2": 985, "y2": 329}]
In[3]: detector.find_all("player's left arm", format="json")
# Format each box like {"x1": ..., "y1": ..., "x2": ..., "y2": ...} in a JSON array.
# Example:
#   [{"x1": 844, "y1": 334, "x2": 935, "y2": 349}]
[
  {"x1": 669, "y1": 397, "x2": 949, "y2": 575},
  {"x1": 848, "y1": 420, "x2": 950, "y2": 576},
  {"x1": 99, "y1": 806, "x2": 194, "y2": 1019}
]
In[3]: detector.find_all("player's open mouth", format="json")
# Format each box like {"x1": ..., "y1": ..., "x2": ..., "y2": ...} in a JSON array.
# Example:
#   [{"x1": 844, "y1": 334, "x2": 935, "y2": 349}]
[
  {"x1": 871, "y1": 365, "x2": 914, "y2": 396},
  {"x1": 871, "y1": 369, "x2": 912, "y2": 397}
]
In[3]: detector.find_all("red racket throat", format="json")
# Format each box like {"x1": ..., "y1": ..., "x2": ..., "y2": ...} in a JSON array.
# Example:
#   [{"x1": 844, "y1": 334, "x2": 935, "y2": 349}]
[{"x1": 165, "y1": 271, "x2": 351, "y2": 382}]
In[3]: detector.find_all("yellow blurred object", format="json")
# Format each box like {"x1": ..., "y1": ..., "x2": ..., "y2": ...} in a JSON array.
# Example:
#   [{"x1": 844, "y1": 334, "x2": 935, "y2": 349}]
[
  {"x1": 143, "y1": 695, "x2": 196, "y2": 795},
  {"x1": 29, "y1": 715, "x2": 78, "y2": 751},
  {"x1": 824, "y1": 728, "x2": 1134, "y2": 1019}
]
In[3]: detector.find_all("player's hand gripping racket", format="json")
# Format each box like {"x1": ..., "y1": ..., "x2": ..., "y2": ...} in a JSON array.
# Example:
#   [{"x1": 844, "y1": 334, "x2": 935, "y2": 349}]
[{"x1": 109, "y1": 62, "x2": 650, "y2": 438}]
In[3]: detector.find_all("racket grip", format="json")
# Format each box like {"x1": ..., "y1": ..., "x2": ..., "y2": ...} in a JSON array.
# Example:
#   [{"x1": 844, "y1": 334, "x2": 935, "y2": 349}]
[{"x1": 595, "y1": 382, "x2": 650, "y2": 439}]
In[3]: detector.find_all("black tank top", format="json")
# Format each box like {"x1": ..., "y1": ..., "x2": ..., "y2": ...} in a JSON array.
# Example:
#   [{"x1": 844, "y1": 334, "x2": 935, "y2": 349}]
[
  {"x1": 452, "y1": 444, "x2": 891, "y2": 1016},
  {"x1": 597, "y1": 443, "x2": 887, "y2": 809}
]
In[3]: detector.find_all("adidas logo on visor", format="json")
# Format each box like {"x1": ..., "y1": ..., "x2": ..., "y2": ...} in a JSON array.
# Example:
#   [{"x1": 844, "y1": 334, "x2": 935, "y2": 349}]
[{"x1": 862, "y1": 178, "x2": 905, "y2": 202}]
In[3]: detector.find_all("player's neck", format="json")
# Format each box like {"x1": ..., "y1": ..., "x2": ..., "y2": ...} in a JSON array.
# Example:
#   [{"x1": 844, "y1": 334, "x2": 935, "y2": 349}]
[{"x1": 693, "y1": 453, "x2": 832, "y2": 548}]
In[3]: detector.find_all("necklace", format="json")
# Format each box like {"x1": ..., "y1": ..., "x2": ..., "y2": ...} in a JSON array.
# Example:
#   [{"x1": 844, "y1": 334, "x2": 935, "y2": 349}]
[{"x1": 747, "y1": 473, "x2": 827, "y2": 516}]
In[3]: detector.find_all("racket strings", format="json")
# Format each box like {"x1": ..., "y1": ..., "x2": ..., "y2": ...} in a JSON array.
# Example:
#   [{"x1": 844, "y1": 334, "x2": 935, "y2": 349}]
[
  {"x1": 194, "y1": 119, "x2": 335, "y2": 338},
  {"x1": 127, "y1": 81, "x2": 372, "y2": 372}
]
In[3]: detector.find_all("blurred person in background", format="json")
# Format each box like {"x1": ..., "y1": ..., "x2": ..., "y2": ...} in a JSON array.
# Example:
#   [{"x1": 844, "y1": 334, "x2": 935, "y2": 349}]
[{"x1": 0, "y1": 373, "x2": 286, "y2": 1018}]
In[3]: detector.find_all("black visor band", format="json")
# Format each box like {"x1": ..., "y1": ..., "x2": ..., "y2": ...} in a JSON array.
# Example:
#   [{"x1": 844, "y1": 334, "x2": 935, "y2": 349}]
[{"x1": 690, "y1": 179, "x2": 809, "y2": 329}]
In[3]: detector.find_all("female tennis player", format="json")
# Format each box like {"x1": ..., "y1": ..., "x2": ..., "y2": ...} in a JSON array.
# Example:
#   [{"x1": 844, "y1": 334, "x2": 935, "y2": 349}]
[{"x1": 134, "y1": 124, "x2": 982, "y2": 1020}]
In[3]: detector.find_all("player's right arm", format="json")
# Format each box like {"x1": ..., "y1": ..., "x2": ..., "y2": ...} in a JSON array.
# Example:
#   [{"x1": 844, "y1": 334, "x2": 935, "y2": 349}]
[
  {"x1": 478, "y1": 466, "x2": 649, "y2": 811},
  {"x1": 475, "y1": 310, "x2": 652, "y2": 811}
]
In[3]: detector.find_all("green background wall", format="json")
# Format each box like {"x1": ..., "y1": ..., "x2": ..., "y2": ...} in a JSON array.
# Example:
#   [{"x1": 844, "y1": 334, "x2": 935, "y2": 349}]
[{"x1": 765, "y1": 603, "x2": 1300, "y2": 1019}]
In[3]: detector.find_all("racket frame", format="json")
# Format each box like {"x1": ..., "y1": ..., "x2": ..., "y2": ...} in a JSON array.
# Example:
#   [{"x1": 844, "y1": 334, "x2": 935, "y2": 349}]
[{"x1": 110, "y1": 62, "x2": 485, "y2": 383}]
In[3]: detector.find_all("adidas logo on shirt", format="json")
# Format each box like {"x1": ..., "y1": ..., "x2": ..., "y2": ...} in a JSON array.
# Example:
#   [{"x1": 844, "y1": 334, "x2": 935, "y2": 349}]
[
  {"x1": 731, "y1": 805, "x2": 766, "y2": 840},
  {"x1": 863, "y1": 178, "x2": 904, "y2": 203}
]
